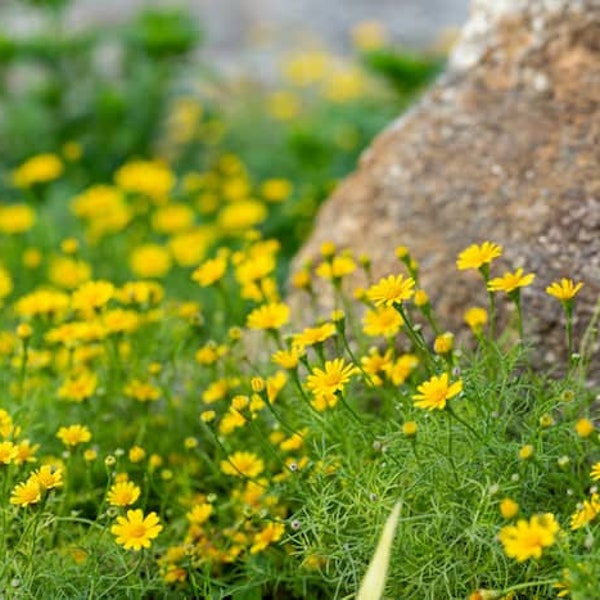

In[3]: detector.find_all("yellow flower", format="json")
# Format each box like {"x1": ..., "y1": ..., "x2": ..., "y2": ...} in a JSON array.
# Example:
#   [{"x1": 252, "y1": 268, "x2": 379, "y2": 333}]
[
  {"x1": 48, "y1": 256, "x2": 91, "y2": 289},
  {"x1": 0, "y1": 266, "x2": 13, "y2": 301},
  {"x1": 315, "y1": 255, "x2": 357, "y2": 280},
  {"x1": 58, "y1": 371, "x2": 98, "y2": 403},
  {"x1": 367, "y1": 275, "x2": 415, "y2": 307},
  {"x1": 217, "y1": 200, "x2": 267, "y2": 233},
  {"x1": 283, "y1": 50, "x2": 331, "y2": 86},
  {"x1": 412, "y1": 373, "x2": 462, "y2": 411},
  {"x1": 219, "y1": 410, "x2": 246, "y2": 435},
  {"x1": 118, "y1": 281, "x2": 164, "y2": 305},
  {"x1": 464, "y1": 307, "x2": 488, "y2": 333},
  {"x1": 124, "y1": 380, "x2": 160, "y2": 402},
  {"x1": 186, "y1": 503, "x2": 213, "y2": 525},
  {"x1": 129, "y1": 244, "x2": 172, "y2": 279},
  {"x1": 271, "y1": 347, "x2": 303, "y2": 370},
  {"x1": 12, "y1": 153, "x2": 63, "y2": 188},
  {"x1": 31, "y1": 465, "x2": 63, "y2": 491},
  {"x1": 10, "y1": 478, "x2": 41, "y2": 506},
  {"x1": 268, "y1": 91, "x2": 301, "y2": 120},
  {"x1": 413, "y1": 289, "x2": 430, "y2": 307},
  {"x1": 0, "y1": 409, "x2": 13, "y2": 439},
  {"x1": 102, "y1": 308, "x2": 140, "y2": 335},
  {"x1": 72, "y1": 280, "x2": 114, "y2": 314},
  {"x1": 305, "y1": 358, "x2": 358, "y2": 409},
  {"x1": 361, "y1": 348, "x2": 393, "y2": 386},
  {"x1": 499, "y1": 498, "x2": 519, "y2": 519},
  {"x1": 0, "y1": 204, "x2": 36, "y2": 234},
  {"x1": 576, "y1": 418, "x2": 594, "y2": 438},
  {"x1": 518, "y1": 444, "x2": 534, "y2": 460},
  {"x1": 70, "y1": 185, "x2": 132, "y2": 240},
  {"x1": 114, "y1": 160, "x2": 174, "y2": 203},
  {"x1": 499, "y1": 513, "x2": 560, "y2": 562},
  {"x1": 220, "y1": 451, "x2": 264, "y2": 478},
  {"x1": 402, "y1": 421, "x2": 418, "y2": 437},
  {"x1": 292, "y1": 323, "x2": 336, "y2": 349},
  {"x1": 246, "y1": 303, "x2": 290, "y2": 331},
  {"x1": 291, "y1": 269, "x2": 311, "y2": 290},
  {"x1": 570, "y1": 493, "x2": 600, "y2": 530},
  {"x1": 0, "y1": 441, "x2": 17, "y2": 465},
  {"x1": 433, "y1": 332, "x2": 454, "y2": 354},
  {"x1": 107, "y1": 481, "x2": 141, "y2": 507},
  {"x1": 169, "y1": 228, "x2": 212, "y2": 267},
  {"x1": 56, "y1": 424, "x2": 92, "y2": 447},
  {"x1": 62, "y1": 141, "x2": 82, "y2": 161},
  {"x1": 385, "y1": 354, "x2": 418, "y2": 386},
  {"x1": 456, "y1": 241, "x2": 502, "y2": 271},
  {"x1": 202, "y1": 378, "x2": 230, "y2": 404},
  {"x1": 362, "y1": 306, "x2": 403, "y2": 338},
  {"x1": 250, "y1": 522, "x2": 285, "y2": 554},
  {"x1": 13, "y1": 439, "x2": 39, "y2": 465},
  {"x1": 15, "y1": 289, "x2": 70, "y2": 319},
  {"x1": 129, "y1": 446, "x2": 146, "y2": 463},
  {"x1": 351, "y1": 20, "x2": 388, "y2": 51},
  {"x1": 111, "y1": 509, "x2": 163, "y2": 551},
  {"x1": 191, "y1": 256, "x2": 227, "y2": 287},
  {"x1": 590, "y1": 461, "x2": 600, "y2": 481},
  {"x1": 16, "y1": 322, "x2": 32, "y2": 340},
  {"x1": 151, "y1": 203, "x2": 195, "y2": 234},
  {"x1": 546, "y1": 278, "x2": 583, "y2": 302},
  {"x1": 261, "y1": 178, "x2": 292, "y2": 203},
  {"x1": 323, "y1": 67, "x2": 366, "y2": 103},
  {"x1": 487, "y1": 268, "x2": 536, "y2": 294}
]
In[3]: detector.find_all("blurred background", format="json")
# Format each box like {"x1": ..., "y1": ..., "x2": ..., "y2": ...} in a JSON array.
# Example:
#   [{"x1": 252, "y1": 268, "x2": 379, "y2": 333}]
[
  {"x1": 1, "y1": 0, "x2": 469, "y2": 78},
  {"x1": 0, "y1": 0, "x2": 469, "y2": 265}
]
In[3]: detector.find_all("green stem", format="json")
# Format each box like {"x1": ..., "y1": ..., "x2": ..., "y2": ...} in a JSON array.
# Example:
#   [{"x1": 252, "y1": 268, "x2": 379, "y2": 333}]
[
  {"x1": 446, "y1": 405, "x2": 488, "y2": 445},
  {"x1": 396, "y1": 304, "x2": 435, "y2": 371},
  {"x1": 501, "y1": 578, "x2": 557, "y2": 595},
  {"x1": 487, "y1": 290, "x2": 496, "y2": 339},
  {"x1": 97, "y1": 550, "x2": 145, "y2": 599},
  {"x1": 515, "y1": 295, "x2": 524, "y2": 342},
  {"x1": 565, "y1": 304, "x2": 574, "y2": 369}
]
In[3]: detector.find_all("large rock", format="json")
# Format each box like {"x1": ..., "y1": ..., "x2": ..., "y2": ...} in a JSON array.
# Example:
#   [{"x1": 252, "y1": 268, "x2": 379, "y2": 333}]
[{"x1": 291, "y1": 0, "x2": 600, "y2": 371}]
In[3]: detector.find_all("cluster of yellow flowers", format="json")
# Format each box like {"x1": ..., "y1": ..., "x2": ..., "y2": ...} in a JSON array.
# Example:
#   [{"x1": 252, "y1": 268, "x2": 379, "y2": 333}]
[{"x1": 0, "y1": 135, "x2": 594, "y2": 599}]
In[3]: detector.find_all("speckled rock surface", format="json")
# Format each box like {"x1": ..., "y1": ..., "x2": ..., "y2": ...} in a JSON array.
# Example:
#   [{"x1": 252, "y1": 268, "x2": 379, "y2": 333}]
[{"x1": 291, "y1": 0, "x2": 600, "y2": 372}]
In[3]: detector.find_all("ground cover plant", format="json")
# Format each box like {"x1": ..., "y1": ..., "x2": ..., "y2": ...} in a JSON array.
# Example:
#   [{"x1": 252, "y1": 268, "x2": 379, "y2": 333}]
[{"x1": 1, "y1": 2, "x2": 600, "y2": 599}]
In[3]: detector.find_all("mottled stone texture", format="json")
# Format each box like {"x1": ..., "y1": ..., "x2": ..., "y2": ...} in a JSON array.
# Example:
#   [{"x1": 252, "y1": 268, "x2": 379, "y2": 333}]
[{"x1": 291, "y1": 0, "x2": 600, "y2": 372}]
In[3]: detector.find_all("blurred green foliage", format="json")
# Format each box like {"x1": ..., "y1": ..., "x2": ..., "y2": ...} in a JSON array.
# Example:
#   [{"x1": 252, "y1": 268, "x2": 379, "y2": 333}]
[{"x1": 0, "y1": 1, "x2": 441, "y2": 264}]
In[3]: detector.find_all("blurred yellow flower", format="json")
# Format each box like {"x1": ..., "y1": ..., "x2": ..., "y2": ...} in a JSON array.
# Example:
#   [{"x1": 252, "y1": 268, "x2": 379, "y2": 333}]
[
  {"x1": 151, "y1": 203, "x2": 195, "y2": 234},
  {"x1": 114, "y1": 160, "x2": 175, "y2": 203},
  {"x1": 48, "y1": 256, "x2": 91, "y2": 289},
  {"x1": 130, "y1": 244, "x2": 172, "y2": 279},
  {"x1": 192, "y1": 256, "x2": 228, "y2": 287},
  {"x1": 0, "y1": 204, "x2": 36, "y2": 234},
  {"x1": 352, "y1": 20, "x2": 388, "y2": 51},
  {"x1": 220, "y1": 451, "x2": 264, "y2": 478},
  {"x1": 217, "y1": 200, "x2": 267, "y2": 233},
  {"x1": 57, "y1": 424, "x2": 92, "y2": 447},
  {"x1": 247, "y1": 302, "x2": 290, "y2": 331},
  {"x1": 12, "y1": 153, "x2": 63, "y2": 188}
]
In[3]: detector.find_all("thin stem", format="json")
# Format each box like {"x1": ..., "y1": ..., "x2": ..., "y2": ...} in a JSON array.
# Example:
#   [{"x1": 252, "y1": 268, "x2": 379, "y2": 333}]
[
  {"x1": 515, "y1": 295, "x2": 524, "y2": 342},
  {"x1": 97, "y1": 550, "x2": 145, "y2": 599},
  {"x1": 487, "y1": 290, "x2": 497, "y2": 339}
]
